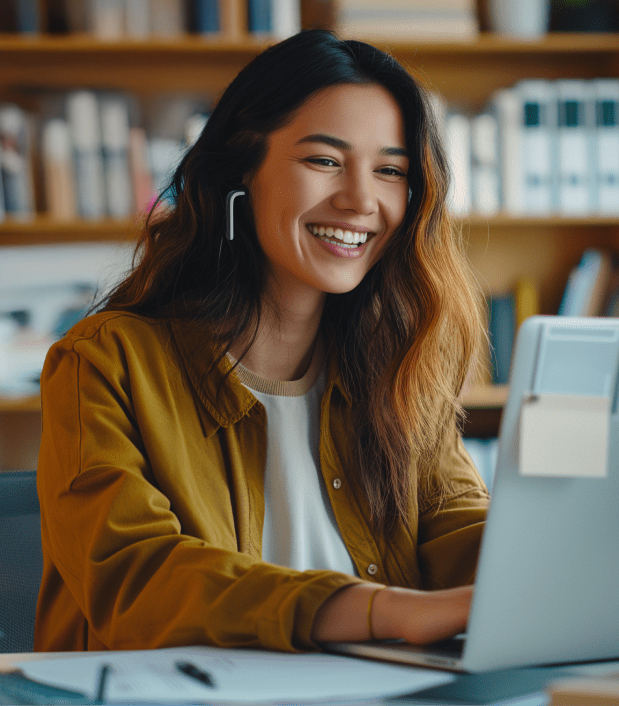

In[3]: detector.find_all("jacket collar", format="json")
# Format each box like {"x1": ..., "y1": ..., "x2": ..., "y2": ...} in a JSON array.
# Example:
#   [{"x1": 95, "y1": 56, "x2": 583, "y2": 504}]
[{"x1": 170, "y1": 319, "x2": 352, "y2": 437}]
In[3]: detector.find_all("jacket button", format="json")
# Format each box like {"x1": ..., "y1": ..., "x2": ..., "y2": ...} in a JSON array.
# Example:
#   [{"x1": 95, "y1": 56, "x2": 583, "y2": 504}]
[
  {"x1": 332, "y1": 478, "x2": 342, "y2": 489},
  {"x1": 367, "y1": 564, "x2": 378, "y2": 576}
]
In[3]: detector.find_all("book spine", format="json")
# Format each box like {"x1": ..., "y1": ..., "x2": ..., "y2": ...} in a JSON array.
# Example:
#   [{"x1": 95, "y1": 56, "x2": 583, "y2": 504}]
[
  {"x1": 301, "y1": 0, "x2": 335, "y2": 30},
  {"x1": 128, "y1": 127, "x2": 154, "y2": 215},
  {"x1": 0, "y1": 103, "x2": 36, "y2": 220},
  {"x1": 471, "y1": 111, "x2": 500, "y2": 215},
  {"x1": 517, "y1": 79, "x2": 557, "y2": 215},
  {"x1": 100, "y1": 95, "x2": 134, "y2": 219},
  {"x1": 492, "y1": 87, "x2": 523, "y2": 215},
  {"x1": 220, "y1": 0, "x2": 248, "y2": 38},
  {"x1": 89, "y1": 0, "x2": 125, "y2": 39},
  {"x1": 247, "y1": 0, "x2": 272, "y2": 33},
  {"x1": 15, "y1": 0, "x2": 40, "y2": 33},
  {"x1": 558, "y1": 249, "x2": 603, "y2": 316},
  {"x1": 445, "y1": 109, "x2": 472, "y2": 216},
  {"x1": 194, "y1": 0, "x2": 220, "y2": 34},
  {"x1": 593, "y1": 78, "x2": 619, "y2": 215},
  {"x1": 150, "y1": 0, "x2": 186, "y2": 36},
  {"x1": 66, "y1": 91, "x2": 107, "y2": 220},
  {"x1": 41, "y1": 118, "x2": 78, "y2": 221},
  {"x1": 272, "y1": 0, "x2": 301, "y2": 39},
  {"x1": 334, "y1": 0, "x2": 479, "y2": 40},
  {"x1": 487, "y1": 293, "x2": 515, "y2": 385},
  {"x1": 514, "y1": 277, "x2": 539, "y2": 329},
  {"x1": 556, "y1": 79, "x2": 594, "y2": 216},
  {"x1": 125, "y1": 0, "x2": 151, "y2": 38},
  {"x1": 0, "y1": 139, "x2": 5, "y2": 222}
]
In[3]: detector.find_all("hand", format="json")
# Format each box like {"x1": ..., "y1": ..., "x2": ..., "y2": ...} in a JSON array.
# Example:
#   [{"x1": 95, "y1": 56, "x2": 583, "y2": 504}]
[
  {"x1": 374, "y1": 584, "x2": 473, "y2": 644},
  {"x1": 311, "y1": 583, "x2": 473, "y2": 645}
]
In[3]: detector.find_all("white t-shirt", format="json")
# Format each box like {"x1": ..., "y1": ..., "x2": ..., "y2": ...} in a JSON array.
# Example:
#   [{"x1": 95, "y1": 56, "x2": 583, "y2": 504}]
[{"x1": 227, "y1": 346, "x2": 358, "y2": 577}]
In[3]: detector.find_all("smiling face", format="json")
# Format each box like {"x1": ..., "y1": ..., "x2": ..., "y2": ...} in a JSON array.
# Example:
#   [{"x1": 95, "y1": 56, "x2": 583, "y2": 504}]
[{"x1": 242, "y1": 83, "x2": 410, "y2": 302}]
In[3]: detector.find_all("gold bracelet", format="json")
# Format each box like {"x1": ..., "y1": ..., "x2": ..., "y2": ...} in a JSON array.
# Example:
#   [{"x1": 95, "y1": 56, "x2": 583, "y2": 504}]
[{"x1": 367, "y1": 585, "x2": 387, "y2": 641}]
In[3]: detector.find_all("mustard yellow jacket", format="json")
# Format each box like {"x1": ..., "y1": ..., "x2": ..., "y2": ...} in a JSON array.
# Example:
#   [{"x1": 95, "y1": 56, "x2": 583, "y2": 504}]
[{"x1": 35, "y1": 311, "x2": 490, "y2": 653}]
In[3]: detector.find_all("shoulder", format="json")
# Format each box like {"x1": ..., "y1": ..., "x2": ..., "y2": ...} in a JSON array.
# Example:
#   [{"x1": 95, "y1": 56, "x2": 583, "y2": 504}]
[
  {"x1": 44, "y1": 310, "x2": 178, "y2": 381},
  {"x1": 59, "y1": 310, "x2": 166, "y2": 348}
]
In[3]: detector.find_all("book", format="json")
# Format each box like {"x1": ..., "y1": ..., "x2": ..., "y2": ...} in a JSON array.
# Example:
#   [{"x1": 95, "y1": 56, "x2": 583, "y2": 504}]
[
  {"x1": 592, "y1": 78, "x2": 619, "y2": 215},
  {"x1": 334, "y1": 0, "x2": 479, "y2": 40},
  {"x1": 0, "y1": 103, "x2": 36, "y2": 220},
  {"x1": 445, "y1": 109, "x2": 472, "y2": 216},
  {"x1": 150, "y1": 0, "x2": 186, "y2": 37},
  {"x1": 41, "y1": 118, "x2": 78, "y2": 221},
  {"x1": 556, "y1": 79, "x2": 595, "y2": 216},
  {"x1": 100, "y1": 95, "x2": 133, "y2": 219},
  {"x1": 220, "y1": 0, "x2": 248, "y2": 38},
  {"x1": 129, "y1": 126, "x2": 154, "y2": 215},
  {"x1": 470, "y1": 111, "x2": 500, "y2": 215},
  {"x1": 272, "y1": 0, "x2": 302, "y2": 39},
  {"x1": 301, "y1": 0, "x2": 336, "y2": 30},
  {"x1": 15, "y1": 0, "x2": 41, "y2": 33},
  {"x1": 192, "y1": 0, "x2": 220, "y2": 34},
  {"x1": 248, "y1": 0, "x2": 273, "y2": 34},
  {"x1": 514, "y1": 277, "x2": 539, "y2": 329},
  {"x1": 558, "y1": 248, "x2": 614, "y2": 317},
  {"x1": 487, "y1": 292, "x2": 515, "y2": 385},
  {"x1": 516, "y1": 79, "x2": 557, "y2": 215},
  {"x1": 0, "y1": 141, "x2": 5, "y2": 222},
  {"x1": 125, "y1": 0, "x2": 151, "y2": 38},
  {"x1": 66, "y1": 91, "x2": 107, "y2": 220},
  {"x1": 89, "y1": 0, "x2": 125, "y2": 39},
  {"x1": 491, "y1": 87, "x2": 524, "y2": 215}
]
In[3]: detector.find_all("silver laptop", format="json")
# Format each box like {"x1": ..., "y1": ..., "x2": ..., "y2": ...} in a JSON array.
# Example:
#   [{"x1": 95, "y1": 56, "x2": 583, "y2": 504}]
[{"x1": 325, "y1": 316, "x2": 619, "y2": 673}]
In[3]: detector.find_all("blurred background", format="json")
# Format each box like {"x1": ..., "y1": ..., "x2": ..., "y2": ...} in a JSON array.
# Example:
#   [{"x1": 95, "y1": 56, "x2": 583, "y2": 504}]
[{"x1": 2, "y1": 0, "x2": 619, "y2": 484}]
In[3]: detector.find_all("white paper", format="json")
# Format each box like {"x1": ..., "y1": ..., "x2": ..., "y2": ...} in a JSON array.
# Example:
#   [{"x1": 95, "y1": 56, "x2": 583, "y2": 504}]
[
  {"x1": 16, "y1": 645, "x2": 455, "y2": 704},
  {"x1": 519, "y1": 393, "x2": 610, "y2": 478}
]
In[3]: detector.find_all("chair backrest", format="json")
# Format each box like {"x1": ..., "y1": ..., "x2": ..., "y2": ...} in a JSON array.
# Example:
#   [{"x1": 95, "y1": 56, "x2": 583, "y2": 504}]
[{"x1": 0, "y1": 470, "x2": 42, "y2": 653}]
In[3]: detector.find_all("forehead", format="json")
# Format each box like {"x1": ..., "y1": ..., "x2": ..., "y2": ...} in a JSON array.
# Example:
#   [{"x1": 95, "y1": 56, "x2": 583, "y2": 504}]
[{"x1": 272, "y1": 83, "x2": 406, "y2": 148}]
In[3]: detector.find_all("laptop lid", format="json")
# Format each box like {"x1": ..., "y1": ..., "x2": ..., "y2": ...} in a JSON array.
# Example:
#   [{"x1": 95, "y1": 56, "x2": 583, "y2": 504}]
[
  {"x1": 462, "y1": 315, "x2": 619, "y2": 671},
  {"x1": 326, "y1": 316, "x2": 619, "y2": 673}
]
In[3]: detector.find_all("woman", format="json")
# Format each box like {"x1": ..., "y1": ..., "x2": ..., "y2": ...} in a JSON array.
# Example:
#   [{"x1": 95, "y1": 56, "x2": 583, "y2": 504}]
[{"x1": 35, "y1": 28, "x2": 490, "y2": 653}]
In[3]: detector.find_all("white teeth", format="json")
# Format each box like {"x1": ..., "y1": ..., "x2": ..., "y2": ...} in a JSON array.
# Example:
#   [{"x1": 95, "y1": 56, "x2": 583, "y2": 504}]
[{"x1": 308, "y1": 225, "x2": 369, "y2": 245}]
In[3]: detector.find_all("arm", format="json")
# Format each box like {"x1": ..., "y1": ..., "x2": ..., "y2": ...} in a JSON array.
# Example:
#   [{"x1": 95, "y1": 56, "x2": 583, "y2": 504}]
[{"x1": 37, "y1": 316, "x2": 365, "y2": 652}]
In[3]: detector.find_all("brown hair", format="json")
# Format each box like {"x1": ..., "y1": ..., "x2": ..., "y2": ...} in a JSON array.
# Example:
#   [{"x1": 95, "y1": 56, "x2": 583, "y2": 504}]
[{"x1": 100, "y1": 28, "x2": 487, "y2": 536}]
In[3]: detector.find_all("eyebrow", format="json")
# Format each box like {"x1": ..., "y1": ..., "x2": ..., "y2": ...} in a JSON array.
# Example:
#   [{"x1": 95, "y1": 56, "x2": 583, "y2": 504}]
[{"x1": 295, "y1": 133, "x2": 408, "y2": 158}]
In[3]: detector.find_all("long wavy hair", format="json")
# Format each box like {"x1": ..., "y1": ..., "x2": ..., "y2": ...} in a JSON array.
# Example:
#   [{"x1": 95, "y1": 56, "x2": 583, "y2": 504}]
[{"x1": 100, "y1": 28, "x2": 487, "y2": 536}]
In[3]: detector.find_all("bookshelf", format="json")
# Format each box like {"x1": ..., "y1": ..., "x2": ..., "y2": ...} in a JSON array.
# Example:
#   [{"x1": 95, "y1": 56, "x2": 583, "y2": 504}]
[{"x1": 2, "y1": 32, "x2": 619, "y2": 467}]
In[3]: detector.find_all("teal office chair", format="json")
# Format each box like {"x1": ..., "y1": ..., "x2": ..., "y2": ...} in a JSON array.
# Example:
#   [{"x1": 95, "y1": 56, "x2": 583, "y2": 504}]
[{"x1": 0, "y1": 470, "x2": 43, "y2": 653}]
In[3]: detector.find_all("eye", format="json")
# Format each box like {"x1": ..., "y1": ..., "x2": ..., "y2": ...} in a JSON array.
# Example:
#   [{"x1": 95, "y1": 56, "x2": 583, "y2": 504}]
[
  {"x1": 305, "y1": 158, "x2": 406, "y2": 178},
  {"x1": 305, "y1": 158, "x2": 338, "y2": 167}
]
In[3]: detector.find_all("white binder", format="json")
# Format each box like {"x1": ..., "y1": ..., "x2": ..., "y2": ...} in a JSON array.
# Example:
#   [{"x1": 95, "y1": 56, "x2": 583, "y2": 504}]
[
  {"x1": 445, "y1": 109, "x2": 472, "y2": 216},
  {"x1": 517, "y1": 79, "x2": 557, "y2": 215},
  {"x1": 592, "y1": 78, "x2": 619, "y2": 214},
  {"x1": 471, "y1": 111, "x2": 500, "y2": 215},
  {"x1": 556, "y1": 79, "x2": 595, "y2": 215}
]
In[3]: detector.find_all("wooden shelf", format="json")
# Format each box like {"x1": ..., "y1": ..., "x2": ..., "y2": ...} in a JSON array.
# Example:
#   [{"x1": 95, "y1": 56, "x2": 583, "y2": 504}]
[
  {"x1": 0, "y1": 217, "x2": 139, "y2": 245},
  {"x1": 0, "y1": 395, "x2": 41, "y2": 413},
  {"x1": 0, "y1": 383, "x2": 509, "y2": 414},
  {"x1": 1, "y1": 33, "x2": 619, "y2": 104},
  {"x1": 462, "y1": 384, "x2": 509, "y2": 408},
  {"x1": 2, "y1": 214, "x2": 619, "y2": 246}
]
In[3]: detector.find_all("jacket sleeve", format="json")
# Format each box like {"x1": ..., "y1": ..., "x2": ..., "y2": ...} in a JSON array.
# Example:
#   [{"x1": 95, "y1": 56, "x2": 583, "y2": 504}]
[
  {"x1": 416, "y1": 423, "x2": 490, "y2": 590},
  {"x1": 36, "y1": 323, "x2": 364, "y2": 653}
]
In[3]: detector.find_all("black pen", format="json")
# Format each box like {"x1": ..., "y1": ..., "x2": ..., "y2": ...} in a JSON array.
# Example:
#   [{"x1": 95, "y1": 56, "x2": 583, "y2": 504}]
[
  {"x1": 95, "y1": 663, "x2": 112, "y2": 704},
  {"x1": 175, "y1": 660, "x2": 217, "y2": 689}
]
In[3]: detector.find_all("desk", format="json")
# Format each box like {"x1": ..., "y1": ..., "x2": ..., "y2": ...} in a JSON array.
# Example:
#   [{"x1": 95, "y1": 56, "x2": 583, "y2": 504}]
[{"x1": 4, "y1": 649, "x2": 612, "y2": 706}]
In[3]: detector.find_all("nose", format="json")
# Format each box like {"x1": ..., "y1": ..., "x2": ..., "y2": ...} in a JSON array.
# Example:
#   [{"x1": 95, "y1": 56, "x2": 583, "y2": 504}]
[{"x1": 331, "y1": 170, "x2": 378, "y2": 215}]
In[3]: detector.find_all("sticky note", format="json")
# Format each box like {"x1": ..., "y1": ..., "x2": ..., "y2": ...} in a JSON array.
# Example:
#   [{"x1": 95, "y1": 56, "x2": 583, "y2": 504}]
[{"x1": 519, "y1": 393, "x2": 610, "y2": 478}]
